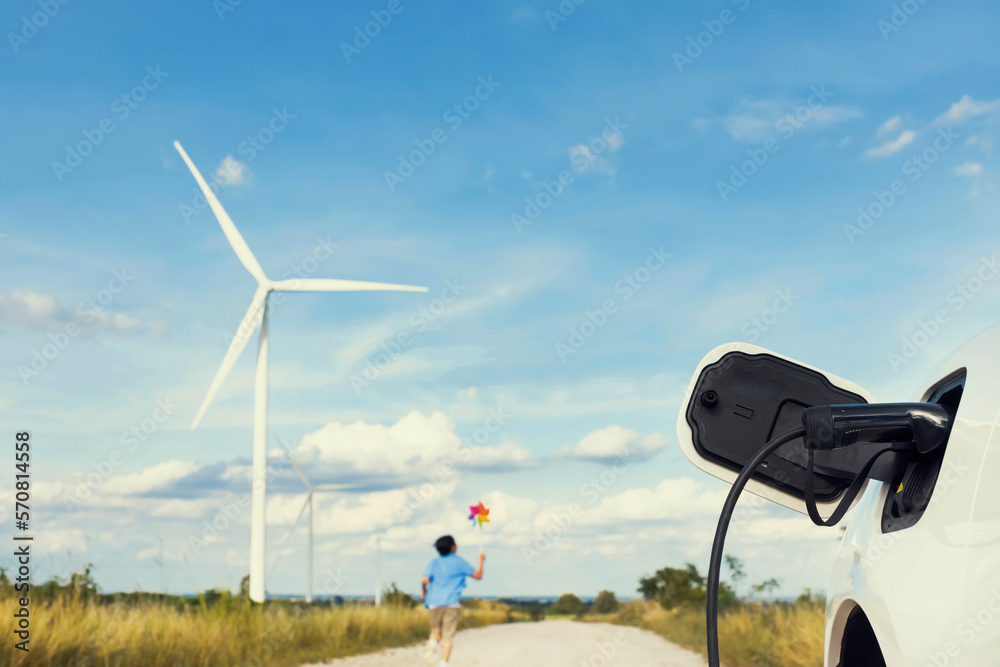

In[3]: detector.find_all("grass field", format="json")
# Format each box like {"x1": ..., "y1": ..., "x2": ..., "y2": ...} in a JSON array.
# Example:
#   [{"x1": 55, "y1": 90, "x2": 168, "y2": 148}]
[
  {"x1": 607, "y1": 600, "x2": 825, "y2": 667},
  {"x1": 3, "y1": 568, "x2": 822, "y2": 667},
  {"x1": 2, "y1": 588, "x2": 527, "y2": 667}
]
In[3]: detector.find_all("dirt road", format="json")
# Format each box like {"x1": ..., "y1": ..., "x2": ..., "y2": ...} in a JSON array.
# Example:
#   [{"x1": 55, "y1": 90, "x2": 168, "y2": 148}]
[{"x1": 302, "y1": 620, "x2": 707, "y2": 667}]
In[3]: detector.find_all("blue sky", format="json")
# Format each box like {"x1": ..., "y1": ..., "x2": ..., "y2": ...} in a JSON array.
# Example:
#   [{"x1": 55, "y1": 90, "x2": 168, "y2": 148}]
[{"x1": 2, "y1": 0, "x2": 1000, "y2": 600}]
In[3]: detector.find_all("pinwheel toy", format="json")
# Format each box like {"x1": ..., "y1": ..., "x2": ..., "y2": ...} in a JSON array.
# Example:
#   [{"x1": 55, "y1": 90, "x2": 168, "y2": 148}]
[{"x1": 468, "y1": 501, "x2": 490, "y2": 553}]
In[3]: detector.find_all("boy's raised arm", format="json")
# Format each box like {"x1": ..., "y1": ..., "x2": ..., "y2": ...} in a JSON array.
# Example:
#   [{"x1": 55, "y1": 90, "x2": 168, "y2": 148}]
[
  {"x1": 470, "y1": 552, "x2": 485, "y2": 580},
  {"x1": 421, "y1": 576, "x2": 430, "y2": 600}
]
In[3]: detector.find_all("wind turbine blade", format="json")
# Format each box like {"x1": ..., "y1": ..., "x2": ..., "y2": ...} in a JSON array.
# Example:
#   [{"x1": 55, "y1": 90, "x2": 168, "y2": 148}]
[
  {"x1": 284, "y1": 453, "x2": 313, "y2": 491},
  {"x1": 173, "y1": 141, "x2": 269, "y2": 285},
  {"x1": 190, "y1": 287, "x2": 268, "y2": 429},
  {"x1": 314, "y1": 483, "x2": 364, "y2": 491},
  {"x1": 281, "y1": 494, "x2": 311, "y2": 545},
  {"x1": 270, "y1": 279, "x2": 427, "y2": 293}
]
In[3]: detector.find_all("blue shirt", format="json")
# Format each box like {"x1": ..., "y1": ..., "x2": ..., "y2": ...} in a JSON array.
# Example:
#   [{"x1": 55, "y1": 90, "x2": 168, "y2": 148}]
[{"x1": 423, "y1": 553, "x2": 475, "y2": 608}]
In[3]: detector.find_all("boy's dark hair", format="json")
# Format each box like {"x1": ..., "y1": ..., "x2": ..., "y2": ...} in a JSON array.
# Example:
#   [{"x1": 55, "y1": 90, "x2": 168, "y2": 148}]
[{"x1": 434, "y1": 535, "x2": 456, "y2": 556}]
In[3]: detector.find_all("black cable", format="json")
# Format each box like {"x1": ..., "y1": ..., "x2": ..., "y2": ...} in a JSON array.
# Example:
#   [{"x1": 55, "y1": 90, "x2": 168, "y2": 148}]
[
  {"x1": 804, "y1": 443, "x2": 910, "y2": 527},
  {"x1": 706, "y1": 426, "x2": 805, "y2": 667},
  {"x1": 707, "y1": 431, "x2": 919, "y2": 667}
]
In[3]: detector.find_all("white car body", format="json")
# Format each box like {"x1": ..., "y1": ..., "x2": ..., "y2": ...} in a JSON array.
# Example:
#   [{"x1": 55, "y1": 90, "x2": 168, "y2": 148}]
[
  {"x1": 826, "y1": 324, "x2": 1000, "y2": 667},
  {"x1": 677, "y1": 329, "x2": 1000, "y2": 666}
]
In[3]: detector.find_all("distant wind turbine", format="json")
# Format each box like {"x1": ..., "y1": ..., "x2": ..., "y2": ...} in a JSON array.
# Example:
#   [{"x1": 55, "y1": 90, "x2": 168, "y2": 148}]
[
  {"x1": 174, "y1": 141, "x2": 427, "y2": 603},
  {"x1": 374, "y1": 535, "x2": 383, "y2": 607},
  {"x1": 281, "y1": 453, "x2": 359, "y2": 603}
]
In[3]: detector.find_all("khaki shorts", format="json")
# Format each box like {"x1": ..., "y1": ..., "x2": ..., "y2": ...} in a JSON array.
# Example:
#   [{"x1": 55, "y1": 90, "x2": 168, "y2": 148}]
[{"x1": 428, "y1": 607, "x2": 460, "y2": 639}]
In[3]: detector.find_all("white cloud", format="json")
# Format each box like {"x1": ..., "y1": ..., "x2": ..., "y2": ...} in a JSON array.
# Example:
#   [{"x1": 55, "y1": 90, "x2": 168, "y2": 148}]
[
  {"x1": 291, "y1": 410, "x2": 535, "y2": 477},
  {"x1": 865, "y1": 130, "x2": 916, "y2": 158},
  {"x1": 965, "y1": 135, "x2": 994, "y2": 154},
  {"x1": 577, "y1": 478, "x2": 726, "y2": 525},
  {"x1": 557, "y1": 425, "x2": 668, "y2": 462},
  {"x1": 809, "y1": 106, "x2": 864, "y2": 125},
  {"x1": 721, "y1": 99, "x2": 862, "y2": 143},
  {"x1": 0, "y1": 288, "x2": 166, "y2": 336},
  {"x1": 32, "y1": 529, "x2": 88, "y2": 555},
  {"x1": 215, "y1": 155, "x2": 251, "y2": 186},
  {"x1": 955, "y1": 162, "x2": 984, "y2": 178},
  {"x1": 0, "y1": 289, "x2": 59, "y2": 327},
  {"x1": 567, "y1": 127, "x2": 623, "y2": 176},
  {"x1": 113, "y1": 313, "x2": 143, "y2": 330},
  {"x1": 104, "y1": 460, "x2": 199, "y2": 495},
  {"x1": 569, "y1": 144, "x2": 616, "y2": 176},
  {"x1": 722, "y1": 107, "x2": 775, "y2": 143},
  {"x1": 606, "y1": 131, "x2": 624, "y2": 152},
  {"x1": 934, "y1": 95, "x2": 1000, "y2": 126},
  {"x1": 838, "y1": 135, "x2": 854, "y2": 147},
  {"x1": 875, "y1": 115, "x2": 903, "y2": 138},
  {"x1": 148, "y1": 498, "x2": 219, "y2": 519}
]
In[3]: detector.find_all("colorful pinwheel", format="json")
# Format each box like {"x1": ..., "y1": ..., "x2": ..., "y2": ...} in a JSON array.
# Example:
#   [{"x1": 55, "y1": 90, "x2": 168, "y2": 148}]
[
  {"x1": 468, "y1": 502, "x2": 491, "y2": 528},
  {"x1": 468, "y1": 501, "x2": 490, "y2": 553}
]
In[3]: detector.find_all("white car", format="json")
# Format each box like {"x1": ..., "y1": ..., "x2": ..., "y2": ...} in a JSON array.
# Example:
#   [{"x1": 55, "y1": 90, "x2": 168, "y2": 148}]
[{"x1": 676, "y1": 327, "x2": 1000, "y2": 667}]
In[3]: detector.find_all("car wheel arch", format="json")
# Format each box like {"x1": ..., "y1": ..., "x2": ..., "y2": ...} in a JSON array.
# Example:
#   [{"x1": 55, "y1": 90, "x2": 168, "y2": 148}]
[{"x1": 829, "y1": 600, "x2": 886, "y2": 667}]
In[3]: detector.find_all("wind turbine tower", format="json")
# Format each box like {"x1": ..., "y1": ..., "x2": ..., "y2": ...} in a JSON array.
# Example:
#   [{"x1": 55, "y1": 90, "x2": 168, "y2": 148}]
[{"x1": 174, "y1": 141, "x2": 427, "y2": 602}]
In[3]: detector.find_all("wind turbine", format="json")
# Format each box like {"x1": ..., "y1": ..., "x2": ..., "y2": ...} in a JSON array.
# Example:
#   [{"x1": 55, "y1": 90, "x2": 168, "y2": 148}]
[
  {"x1": 374, "y1": 534, "x2": 383, "y2": 607},
  {"x1": 149, "y1": 533, "x2": 165, "y2": 594},
  {"x1": 281, "y1": 453, "x2": 359, "y2": 603},
  {"x1": 174, "y1": 141, "x2": 427, "y2": 603}
]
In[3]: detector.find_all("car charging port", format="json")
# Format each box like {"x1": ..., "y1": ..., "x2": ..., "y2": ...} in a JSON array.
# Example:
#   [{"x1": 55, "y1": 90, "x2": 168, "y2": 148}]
[{"x1": 881, "y1": 369, "x2": 965, "y2": 534}]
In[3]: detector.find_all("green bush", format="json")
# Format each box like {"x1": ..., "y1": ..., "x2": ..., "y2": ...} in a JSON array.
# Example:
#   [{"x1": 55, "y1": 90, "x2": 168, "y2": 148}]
[
  {"x1": 381, "y1": 582, "x2": 419, "y2": 608},
  {"x1": 548, "y1": 593, "x2": 587, "y2": 616},
  {"x1": 592, "y1": 590, "x2": 619, "y2": 614},
  {"x1": 638, "y1": 563, "x2": 737, "y2": 610}
]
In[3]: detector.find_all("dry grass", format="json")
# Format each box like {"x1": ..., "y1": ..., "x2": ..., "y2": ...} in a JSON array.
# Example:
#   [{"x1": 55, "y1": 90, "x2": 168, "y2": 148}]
[
  {"x1": 610, "y1": 600, "x2": 825, "y2": 667},
  {"x1": 3, "y1": 593, "x2": 520, "y2": 667}
]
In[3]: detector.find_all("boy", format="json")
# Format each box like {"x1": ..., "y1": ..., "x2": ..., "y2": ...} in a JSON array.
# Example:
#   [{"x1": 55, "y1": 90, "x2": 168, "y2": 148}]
[{"x1": 420, "y1": 535, "x2": 485, "y2": 666}]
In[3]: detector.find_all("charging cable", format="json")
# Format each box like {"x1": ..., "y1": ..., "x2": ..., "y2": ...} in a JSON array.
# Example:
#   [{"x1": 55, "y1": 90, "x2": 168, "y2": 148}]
[
  {"x1": 705, "y1": 403, "x2": 951, "y2": 667},
  {"x1": 706, "y1": 426, "x2": 805, "y2": 667}
]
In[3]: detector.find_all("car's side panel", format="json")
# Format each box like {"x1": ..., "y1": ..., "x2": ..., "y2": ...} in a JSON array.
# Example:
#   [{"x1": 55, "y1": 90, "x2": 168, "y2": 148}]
[{"x1": 828, "y1": 327, "x2": 1000, "y2": 665}]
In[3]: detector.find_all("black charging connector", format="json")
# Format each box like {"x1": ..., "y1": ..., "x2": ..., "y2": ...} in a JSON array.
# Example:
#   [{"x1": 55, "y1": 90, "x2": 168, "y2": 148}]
[
  {"x1": 705, "y1": 402, "x2": 953, "y2": 667},
  {"x1": 802, "y1": 403, "x2": 951, "y2": 453}
]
